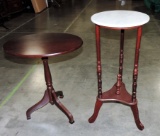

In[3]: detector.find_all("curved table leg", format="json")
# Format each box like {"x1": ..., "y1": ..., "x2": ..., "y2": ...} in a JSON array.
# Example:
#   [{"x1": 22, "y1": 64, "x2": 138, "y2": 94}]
[
  {"x1": 53, "y1": 94, "x2": 74, "y2": 124},
  {"x1": 26, "y1": 90, "x2": 49, "y2": 120},
  {"x1": 88, "y1": 99, "x2": 103, "y2": 123},
  {"x1": 131, "y1": 104, "x2": 144, "y2": 130},
  {"x1": 26, "y1": 58, "x2": 74, "y2": 123}
]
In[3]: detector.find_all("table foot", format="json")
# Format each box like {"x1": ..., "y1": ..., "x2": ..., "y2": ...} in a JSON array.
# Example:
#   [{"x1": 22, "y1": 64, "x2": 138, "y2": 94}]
[
  {"x1": 88, "y1": 99, "x2": 103, "y2": 123},
  {"x1": 26, "y1": 90, "x2": 49, "y2": 120},
  {"x1": 131, "y1": 104, "x2": 144, "y2": 130},
  {"x1": 69, "y1": 120, "x2": 75, "y2": 124}
]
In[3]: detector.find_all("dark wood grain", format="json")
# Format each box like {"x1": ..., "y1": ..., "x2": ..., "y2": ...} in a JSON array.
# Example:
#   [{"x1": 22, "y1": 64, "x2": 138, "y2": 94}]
[
  {"x1": 3, "y1": 33, "x2": 83, "y2": 58},
  {"x1": 3, "y1": 33, "x2": 83, "y2": 124}
]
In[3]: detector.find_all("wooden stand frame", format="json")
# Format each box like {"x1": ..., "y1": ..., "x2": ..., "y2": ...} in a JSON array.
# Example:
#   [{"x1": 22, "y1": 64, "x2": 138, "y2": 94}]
[{"x1": 88, "y1": 25, "x2": 144, "y2": 130}]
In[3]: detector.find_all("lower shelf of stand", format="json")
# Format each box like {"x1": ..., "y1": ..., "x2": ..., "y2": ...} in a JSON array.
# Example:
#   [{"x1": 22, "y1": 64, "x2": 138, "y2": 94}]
[{"x1": 98, "y1": 82, "x2": 137, "y2": 106}]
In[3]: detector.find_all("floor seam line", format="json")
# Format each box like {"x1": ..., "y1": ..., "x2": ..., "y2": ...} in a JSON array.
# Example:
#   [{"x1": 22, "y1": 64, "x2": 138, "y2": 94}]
[
  {"x1": 64, "y1": 0, "x2": 93, "y2": 32},
  {"x1": 0, "y1": 62, "x2": 38, "y2": 109}
]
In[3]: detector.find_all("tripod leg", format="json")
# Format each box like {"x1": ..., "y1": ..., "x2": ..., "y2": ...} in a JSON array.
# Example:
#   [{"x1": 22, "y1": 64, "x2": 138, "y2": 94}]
[
  {"x1": 88, "y1": 99, "x2": 103, "y2": 123},
  {"x1": 131, "y1": 104, "x2": 144, "y2": 130},
  {"x1": 26, "y1": 90, "x2": 49, "y2": 120},
  {"x1": 42, "y1": 57, "x2": 74, "y2": 123},
  {"x1": 53, "y1": 94, "x2": 74, "y2": 124}
]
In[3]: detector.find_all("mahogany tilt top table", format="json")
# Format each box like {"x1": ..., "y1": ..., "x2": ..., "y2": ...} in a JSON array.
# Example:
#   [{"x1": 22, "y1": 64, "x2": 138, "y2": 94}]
[
  {"x1": 88, "y1": 10, "x2": 150, "y2": 130},
  {"x1": 3, "y1": 33, "x2": 83, "y2": 124}
]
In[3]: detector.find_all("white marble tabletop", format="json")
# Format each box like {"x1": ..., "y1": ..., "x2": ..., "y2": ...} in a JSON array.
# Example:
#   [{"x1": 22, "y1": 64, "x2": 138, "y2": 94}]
[{"x1": 91, "y1": 10, "x2": 150, "y2": 28}]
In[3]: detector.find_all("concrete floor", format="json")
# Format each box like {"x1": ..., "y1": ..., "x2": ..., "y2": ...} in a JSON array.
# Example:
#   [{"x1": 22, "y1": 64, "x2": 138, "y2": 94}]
[{"x1": 0, "y1": 0, "x2": 160, "y2": 135}]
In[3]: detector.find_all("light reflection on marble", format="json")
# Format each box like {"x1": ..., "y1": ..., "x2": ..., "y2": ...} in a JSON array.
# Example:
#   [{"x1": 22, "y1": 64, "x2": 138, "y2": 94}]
[{"x1": 91, "y1": 10, "x2": 150, "y2": 28}]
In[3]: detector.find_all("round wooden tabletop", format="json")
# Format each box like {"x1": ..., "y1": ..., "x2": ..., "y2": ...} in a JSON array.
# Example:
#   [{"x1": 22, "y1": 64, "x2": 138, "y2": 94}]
[{"x1": 3, "y1": 33, "x2": 83, "y2": 58}]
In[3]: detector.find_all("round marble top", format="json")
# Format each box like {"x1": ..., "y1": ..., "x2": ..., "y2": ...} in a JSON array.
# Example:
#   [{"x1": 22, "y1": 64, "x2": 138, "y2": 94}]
[{"x1": 91, "y1": 10, "x2": 150, "y2": 28}]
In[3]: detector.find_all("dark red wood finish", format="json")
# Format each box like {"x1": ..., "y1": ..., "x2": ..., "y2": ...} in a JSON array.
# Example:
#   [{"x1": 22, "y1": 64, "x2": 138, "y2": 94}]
[
  {"x1": 3, "y1": 33, "x2": 82, "y2": 58},
  {"x1": 3, "y1": 33, "x2": 83, "y2": 124},
  {"x1": 88, "y1": 25, "x2": 144, "y2": 130}
]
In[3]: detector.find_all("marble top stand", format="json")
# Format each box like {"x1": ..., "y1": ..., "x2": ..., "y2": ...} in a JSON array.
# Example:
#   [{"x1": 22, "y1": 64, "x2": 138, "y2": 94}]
[{"x1": 88, "y1": 10, "x2": 150, "y2": 130}]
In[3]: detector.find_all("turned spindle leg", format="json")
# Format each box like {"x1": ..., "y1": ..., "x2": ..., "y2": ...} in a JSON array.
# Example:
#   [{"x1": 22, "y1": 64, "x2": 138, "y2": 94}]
[
  {"x1": 95, "y1": 25, "x2": 102, "y2": 98},
  {"x1": 131, "y1": 26, "x2": 144, "y2": 130},
  {"x1": 119, "y1": 29, "x2": 125, "y2": 78},
  {"x1": 116, "y1": 29, "x2": 125, "y2": 95},
  {"x1": 89, "y1": 25, "x2": 103, "y2": 123},
  {"x1": 43, "y1": 57, "x2": 55, "y2": 104},
  {"x1": 132, "y1": 27, "x2": 142, "y2": 101}
]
